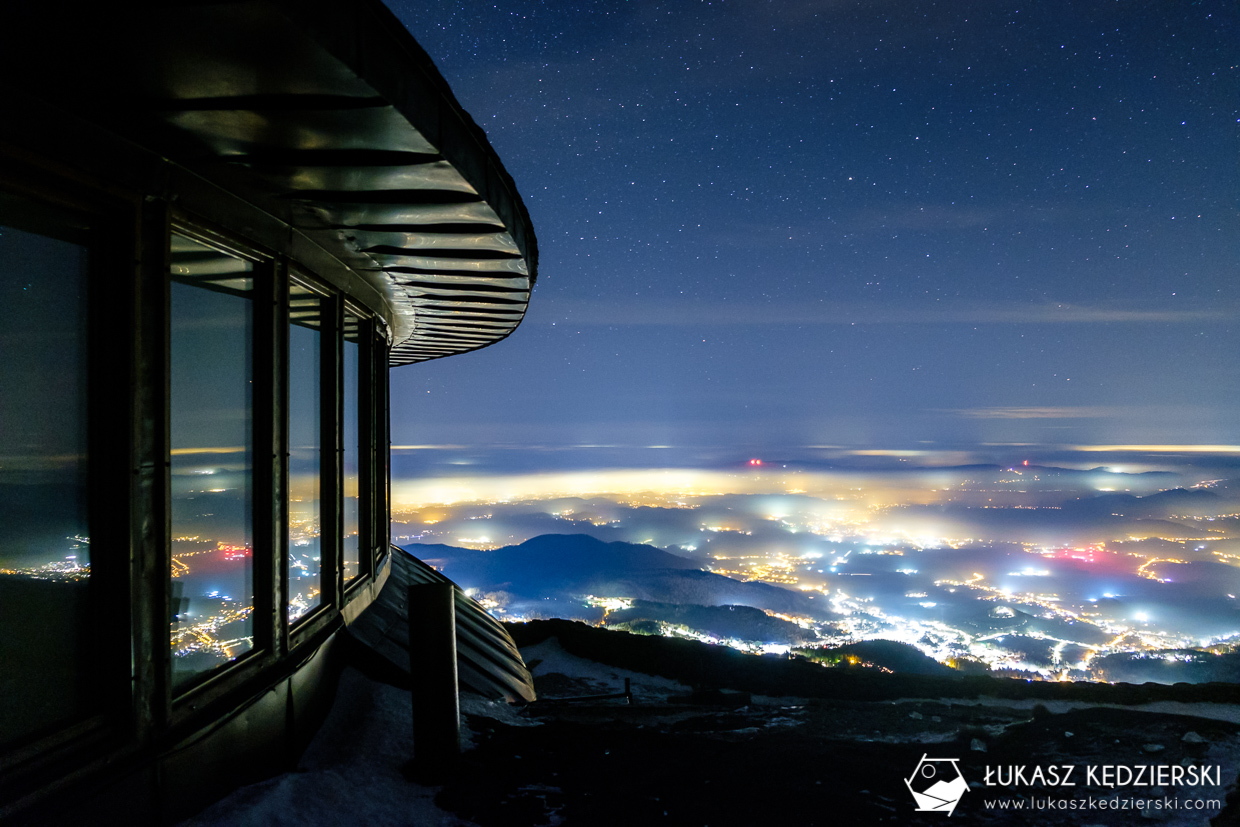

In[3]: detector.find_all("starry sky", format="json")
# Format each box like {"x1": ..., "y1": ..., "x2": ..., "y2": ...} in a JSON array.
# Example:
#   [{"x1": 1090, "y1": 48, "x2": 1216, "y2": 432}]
[{"x1": 387, "y1": 0, "x2": 1238, "y2": 461}]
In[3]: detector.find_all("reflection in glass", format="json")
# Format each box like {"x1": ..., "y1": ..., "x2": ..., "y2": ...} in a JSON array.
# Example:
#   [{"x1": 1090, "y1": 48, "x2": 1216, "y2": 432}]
[
  {"x1": 342, "y1": 315, "x2": 360, "y2": 583},
  {"x1": 0, "y1": 194, "x2": 94, "y2": 745},
  {"x1": 288, "y1": 283, "x2": 321, "y2": 621},
  {"x1": 169, "y1": 233, "x2": 255, "y2": 691}
]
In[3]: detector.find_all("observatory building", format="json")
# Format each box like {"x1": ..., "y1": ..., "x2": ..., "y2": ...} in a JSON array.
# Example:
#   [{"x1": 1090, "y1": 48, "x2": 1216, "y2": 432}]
[{"x1": 0, "y1": 1, "x2": 535, "y2": 821}]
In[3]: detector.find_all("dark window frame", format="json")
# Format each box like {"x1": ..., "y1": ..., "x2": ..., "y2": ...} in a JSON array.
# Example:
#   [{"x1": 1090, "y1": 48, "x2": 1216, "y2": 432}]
[
  {"x1": 375, "y1": 329, "x2": 391, "y2": 569},
  {"x1": 0, "y1": 155, "x2": 136, "y2": 776},
  {"x1": 285, "y1": 270, "x2": 335, "y2": 644},
  {"x1": 341, "y1": 305, "x2": 382, "y2": 594},
  {"x1": 164, "y1": 215, "x2": 276, "y2": 711},
  {"x1": 0, "y1": 140, "x2": 397, "y2": 808}
]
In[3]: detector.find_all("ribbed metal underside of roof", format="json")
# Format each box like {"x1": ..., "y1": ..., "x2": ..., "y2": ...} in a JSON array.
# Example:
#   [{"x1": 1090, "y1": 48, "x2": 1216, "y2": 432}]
[
  {"x1": 6, "y1": 0, "x2": 537, "y2": 367},
  {"x1": 349, "y1": 547, "x2": 536, "y2": 704}
]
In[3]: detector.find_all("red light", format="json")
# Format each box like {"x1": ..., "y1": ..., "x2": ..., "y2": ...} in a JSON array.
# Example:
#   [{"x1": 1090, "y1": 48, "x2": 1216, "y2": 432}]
[
  {"x1": 1023, "y1": 460, "x2": 1029, "y2": 466},
  {"x1": 749, "y1": 458, "x2": 762, "y2": 466}
]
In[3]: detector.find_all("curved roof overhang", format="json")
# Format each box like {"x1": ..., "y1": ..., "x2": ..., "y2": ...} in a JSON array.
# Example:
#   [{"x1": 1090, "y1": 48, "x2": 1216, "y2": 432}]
[{"x1": 1, "y1": 0, "x2": 536, "y2": 367}]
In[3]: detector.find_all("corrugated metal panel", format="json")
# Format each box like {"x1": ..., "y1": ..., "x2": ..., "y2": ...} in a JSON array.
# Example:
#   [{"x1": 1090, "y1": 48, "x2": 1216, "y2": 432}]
[
  {"x1": 2, "y1": 0, "x2": 538, "y2": 367},
  {"x1": 349, "y1": 546, "x2": 536, "y2": 704}
]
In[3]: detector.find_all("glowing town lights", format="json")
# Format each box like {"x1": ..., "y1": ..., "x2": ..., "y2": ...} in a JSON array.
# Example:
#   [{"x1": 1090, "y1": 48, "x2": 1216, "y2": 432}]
[
  {"x1": 584, "y1": 595, "x2": 635, "y2": 613},
  {"x1": 378, "y1": 462, "x2": 1240, "y2": 682}
]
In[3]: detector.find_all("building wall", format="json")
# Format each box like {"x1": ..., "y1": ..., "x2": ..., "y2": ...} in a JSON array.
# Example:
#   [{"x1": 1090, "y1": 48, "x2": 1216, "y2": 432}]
[{"x1": 0, "y1": 92, "x2": 394, "y2": 824}]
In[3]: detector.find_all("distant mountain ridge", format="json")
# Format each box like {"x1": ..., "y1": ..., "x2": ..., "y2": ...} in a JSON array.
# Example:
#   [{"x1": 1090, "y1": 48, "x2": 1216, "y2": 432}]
[
  {"x1": 1058, "y1": 486, "x2": 1223, "y2": 519},
  {"x1": 897, "y1": 483, "x2": 1239, "y2": 545},
  {"x1": 414, "y1": 533, "x2": 697, "y2": 589},
  {"x1": 410, "y1": 533, "x2": 835, "y2": 622}
]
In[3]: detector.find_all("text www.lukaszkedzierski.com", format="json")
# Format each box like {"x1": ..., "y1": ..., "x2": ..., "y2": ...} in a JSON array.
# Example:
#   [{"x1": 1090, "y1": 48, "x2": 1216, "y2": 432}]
[{"x1": 983, "y1": 796, "x2": 1219, "y2": 812}]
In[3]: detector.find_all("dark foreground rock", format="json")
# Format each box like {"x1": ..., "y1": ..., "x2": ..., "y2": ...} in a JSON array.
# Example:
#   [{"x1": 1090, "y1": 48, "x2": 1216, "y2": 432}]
[
  {"x1": 431, "y1": 621, "x2": 1240, "y2": 826},
  {"x1": 440, "y1": 701, "x2": 1240, "y2": 826},
  {"x1": 507, "y1": 619, "x2": 1240, "y2": 705}
]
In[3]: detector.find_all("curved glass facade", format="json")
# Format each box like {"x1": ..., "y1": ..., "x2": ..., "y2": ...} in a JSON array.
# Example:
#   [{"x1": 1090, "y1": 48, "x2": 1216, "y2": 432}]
[
  {"x1": 0, "y1": 1, "x2": 535, "y2": 819},
  {"x1": 0, "y1": 176, "x2": 391, "y2": 782}
]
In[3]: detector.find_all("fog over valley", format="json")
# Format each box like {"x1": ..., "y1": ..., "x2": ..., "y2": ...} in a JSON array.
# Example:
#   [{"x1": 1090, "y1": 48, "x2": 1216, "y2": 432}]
[{"x1": 392, "y1": 449, "x2": 1240, "y2": 684}]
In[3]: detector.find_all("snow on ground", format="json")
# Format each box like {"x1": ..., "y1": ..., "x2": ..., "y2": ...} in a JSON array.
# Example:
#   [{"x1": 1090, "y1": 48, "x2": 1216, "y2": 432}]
[
  {"x1": 519, "y1": 636, "x2": 691, "y2": 701},
  {"x1": 179, "y1": 639, "x2": 691, "y2": 826},
  {"x1": 180, "y1": 667, "x2": 472, "y2": 827},
  {"x1": 177, "y1": 643, "x2": 1240, "y2": 827}
]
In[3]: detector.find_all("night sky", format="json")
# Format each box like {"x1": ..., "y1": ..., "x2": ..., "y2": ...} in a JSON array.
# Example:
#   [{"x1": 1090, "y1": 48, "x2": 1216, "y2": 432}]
[{"x1": 388, "y1": 0, "x2": 1238, "y2": 459}]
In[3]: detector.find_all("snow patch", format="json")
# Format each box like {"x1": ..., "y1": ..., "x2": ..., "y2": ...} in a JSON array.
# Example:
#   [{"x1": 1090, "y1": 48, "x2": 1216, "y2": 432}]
[
  {"x1": 520, "y1": 636, "x2": 691, "y2": 702},
  {"x1": 179, "y1": 667, "x2": 475, "y2": 827}
]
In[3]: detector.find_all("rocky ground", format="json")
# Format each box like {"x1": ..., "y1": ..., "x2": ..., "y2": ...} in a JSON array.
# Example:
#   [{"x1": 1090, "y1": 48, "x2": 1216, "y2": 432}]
[
  {"x1": 438, "y1": 633, "x2": 1240, "y2": 826},
  {"x1": 185, "y1": 620, "x2": 1240, "y2": 826}
]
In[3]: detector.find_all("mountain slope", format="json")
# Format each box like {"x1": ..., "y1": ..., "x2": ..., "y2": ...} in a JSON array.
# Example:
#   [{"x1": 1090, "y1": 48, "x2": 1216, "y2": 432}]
[{"x1": 409, "y1": 533, "x2": 834, "y2": 621}]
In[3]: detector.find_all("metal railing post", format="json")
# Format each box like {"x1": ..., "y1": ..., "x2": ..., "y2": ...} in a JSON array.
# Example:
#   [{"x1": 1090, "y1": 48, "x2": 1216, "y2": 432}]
[{"x1": 408, "y1": 582, "x2": 459, "y2": 773}]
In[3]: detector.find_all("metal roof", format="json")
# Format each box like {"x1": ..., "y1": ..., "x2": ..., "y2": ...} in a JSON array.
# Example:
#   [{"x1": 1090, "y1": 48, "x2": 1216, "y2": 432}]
[
  {"x1": 3, "y1": 0, "x2": 537, "y2": 367},
  {"x1": 350, "y1": 547, "x2": 537, "y2": 704}
]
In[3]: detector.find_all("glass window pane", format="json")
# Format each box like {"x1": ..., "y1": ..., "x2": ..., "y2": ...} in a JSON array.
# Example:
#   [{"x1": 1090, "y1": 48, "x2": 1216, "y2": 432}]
[
  {"x1": 169, "y1": 233, "x2": 254, "y2": 691},
  {"x1": 342, "y1": 315, "x2": 360, "y2": 583},
  {"x1": 288, "y1": 283, "x2": 321, "y2": 621},
  {"x1": 0, "y1": 193, "x2": 95, "y2": 746}
]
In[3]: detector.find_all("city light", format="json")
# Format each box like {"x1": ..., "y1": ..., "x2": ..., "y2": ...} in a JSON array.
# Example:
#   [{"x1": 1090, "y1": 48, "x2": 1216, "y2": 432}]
[{"x1": 391, "y1": 457, "x2": 1240, "y2": 682}]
